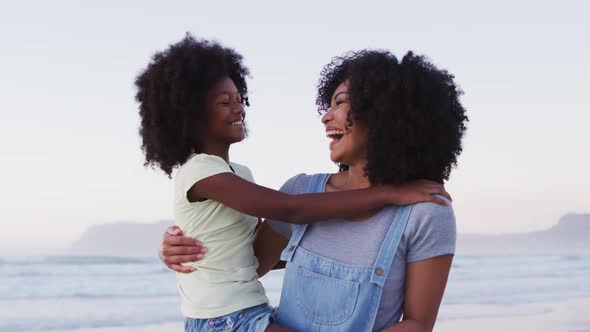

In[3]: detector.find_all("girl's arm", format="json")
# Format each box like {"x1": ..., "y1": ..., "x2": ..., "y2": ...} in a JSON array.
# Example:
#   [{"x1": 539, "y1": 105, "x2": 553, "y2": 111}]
[
  {"x1": 381, "y1": 255, "x2": 453, "y2": 332},
  {"x1": 189, "y1": 173, "x2": 449, "y2": 225}
]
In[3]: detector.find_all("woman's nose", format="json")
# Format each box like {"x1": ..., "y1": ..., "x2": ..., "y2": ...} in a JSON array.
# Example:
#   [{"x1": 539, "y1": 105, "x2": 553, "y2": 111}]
[{"x1": 321, "y1": 108, "x2": 333, "y2": 124}]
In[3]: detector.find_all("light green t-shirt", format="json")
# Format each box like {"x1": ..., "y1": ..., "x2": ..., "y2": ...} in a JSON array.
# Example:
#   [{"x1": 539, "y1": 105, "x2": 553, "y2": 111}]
[{"x1": 173, "y1": 153, "x2": 267, "y2": 318}]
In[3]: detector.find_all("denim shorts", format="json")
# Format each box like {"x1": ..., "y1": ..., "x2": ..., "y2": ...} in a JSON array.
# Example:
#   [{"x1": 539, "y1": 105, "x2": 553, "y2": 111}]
[{"x1": 184, "y1": 304, "x2": 275, "y2": 332}]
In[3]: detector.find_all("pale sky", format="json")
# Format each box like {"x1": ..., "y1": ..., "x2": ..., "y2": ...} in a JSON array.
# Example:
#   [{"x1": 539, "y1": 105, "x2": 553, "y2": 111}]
[{"x1": 1, "y1": 0, "x2": 588, "y2": 254}]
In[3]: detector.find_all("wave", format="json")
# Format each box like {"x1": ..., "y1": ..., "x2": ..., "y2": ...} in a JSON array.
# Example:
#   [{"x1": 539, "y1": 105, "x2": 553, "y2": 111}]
[
  {"x1": 0, "y1": 266, "x2": 171, "y2": 278},
  {"x1": 0, "y1": 316, "x2": 178, "y2": 332},
  {"x1": 0, "y1": 292, "x2": 179, "y2": 301},
  {"x1": 0, "y1": 255, "x2": 158, "y2": 266},
  {"x1": 561, "y1": 254, "x2": 586, "y2": 261}
]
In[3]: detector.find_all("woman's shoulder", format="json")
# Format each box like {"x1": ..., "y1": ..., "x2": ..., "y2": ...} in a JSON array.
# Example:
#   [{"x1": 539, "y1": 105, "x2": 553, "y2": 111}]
[
  {"x1": 279, "y1": 172, "x2": 335, "y2": 194},
  {"x1": 402, "y1": 197, "x2": 457, "y2": 262},
  {"x1": 409, "y1": 196, "x2": 455, "y2": 222},
  {"x1": 279, "y1": 173, "x2": 311, "y2": 194}
]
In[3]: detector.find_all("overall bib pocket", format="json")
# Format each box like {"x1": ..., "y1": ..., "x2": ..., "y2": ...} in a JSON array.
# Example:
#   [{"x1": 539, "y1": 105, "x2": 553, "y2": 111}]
[{"x1": 294, "y1": 266, "x2": 359, "y2": 325}]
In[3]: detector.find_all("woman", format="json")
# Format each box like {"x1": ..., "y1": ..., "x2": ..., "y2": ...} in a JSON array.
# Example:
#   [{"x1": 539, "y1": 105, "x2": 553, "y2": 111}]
[{"x1": 160, "y1": 50, "x2": 468, "y2": 331}]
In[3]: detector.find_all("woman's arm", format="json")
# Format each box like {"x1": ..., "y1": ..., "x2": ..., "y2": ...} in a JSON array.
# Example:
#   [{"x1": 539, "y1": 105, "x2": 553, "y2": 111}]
[
  {"x1": 159, "y1": 226, "x2": 207, "y2": 273},
  {"x1": 382, "y1": 255, "x2": 453, "y2": 332},
  {"x1": 253, "y1": 221, "x2": 289, "y2": 277},
  {"x1": 190, "y1": 173, "x2": 450, "y2": 225},
  {"x1": 159, "y1": 223, "x2": 288, "y2": 274}
]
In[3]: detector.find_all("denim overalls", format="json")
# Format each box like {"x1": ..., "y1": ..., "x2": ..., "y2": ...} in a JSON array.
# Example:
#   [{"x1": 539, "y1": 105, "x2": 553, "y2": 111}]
[{"x1": 276, "y1": 174, "x2": 412, "y2": 331}]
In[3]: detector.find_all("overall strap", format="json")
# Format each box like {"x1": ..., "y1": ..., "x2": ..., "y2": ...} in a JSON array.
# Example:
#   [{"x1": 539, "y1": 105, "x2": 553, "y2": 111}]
[
  {"x1": 370, "y1": 205, "x2": 413, "y2": 286},
  {"x1": 279, "y1": 173, "x2": 330, "y2": 262}
]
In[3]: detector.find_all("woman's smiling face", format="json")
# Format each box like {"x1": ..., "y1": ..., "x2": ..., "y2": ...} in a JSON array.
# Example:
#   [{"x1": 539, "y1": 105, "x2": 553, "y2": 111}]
[{"x1": 321, "y1": 81, "x2": 368, "y2": 166}]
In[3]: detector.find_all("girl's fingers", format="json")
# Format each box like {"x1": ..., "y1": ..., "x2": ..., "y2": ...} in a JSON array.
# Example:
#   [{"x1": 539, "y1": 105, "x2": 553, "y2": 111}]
[
  {"x1": 442, "y1": 190, "x2": 452, "y2": 202},
  {"x1": 425, "y1": 186, "x2": 452, "y2": 202},
  {"x1": 427, "y1": 195, "x2": 448, "y2": 206},
  {"x1": 435, "y1": 189, "x2": 452, "y2": 202}
]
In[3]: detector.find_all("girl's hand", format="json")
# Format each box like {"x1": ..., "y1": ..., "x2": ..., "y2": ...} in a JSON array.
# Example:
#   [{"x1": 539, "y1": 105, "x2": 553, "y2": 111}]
[
  {"x1": 159, "y1": 226, "x2": 208, "y2": 273},
  {"x1": 386, "y1": 180, "x2": 452, "y2": 206}
]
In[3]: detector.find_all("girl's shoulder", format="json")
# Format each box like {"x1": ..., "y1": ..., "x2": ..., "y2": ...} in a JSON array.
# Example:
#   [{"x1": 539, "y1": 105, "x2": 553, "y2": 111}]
[
  {"x1": 174, "y1": 153, "x2": 233, "y2": 187},
  {"x1": 180, "y1": 153, "x2": 228, "y2": 170}
]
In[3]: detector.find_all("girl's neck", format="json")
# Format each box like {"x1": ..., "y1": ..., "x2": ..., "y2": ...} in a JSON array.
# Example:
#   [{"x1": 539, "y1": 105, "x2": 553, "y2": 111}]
[{"x1": 199, "y1": 141, "x2": 231, "y2": 163}]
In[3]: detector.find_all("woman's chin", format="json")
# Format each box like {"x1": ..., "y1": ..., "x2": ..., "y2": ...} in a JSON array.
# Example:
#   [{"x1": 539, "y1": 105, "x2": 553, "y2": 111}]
[{"x1": 329, "y1": 152, "x2": 343, "y2": 164}]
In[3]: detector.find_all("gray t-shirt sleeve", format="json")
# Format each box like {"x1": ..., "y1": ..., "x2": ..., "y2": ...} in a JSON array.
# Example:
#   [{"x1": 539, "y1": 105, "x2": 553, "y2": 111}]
[
  {"x1": 404, "y1": 198, "x2": 457, "y2": 263},
  {"x1": 265, "y1": 173, "x2": 308, "y2": 239}
]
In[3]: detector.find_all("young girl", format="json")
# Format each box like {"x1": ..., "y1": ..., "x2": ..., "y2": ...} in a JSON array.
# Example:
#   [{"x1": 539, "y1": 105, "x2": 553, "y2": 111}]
[{"x1": 135, "y1": 34, "x2": 450, "y2": 332}]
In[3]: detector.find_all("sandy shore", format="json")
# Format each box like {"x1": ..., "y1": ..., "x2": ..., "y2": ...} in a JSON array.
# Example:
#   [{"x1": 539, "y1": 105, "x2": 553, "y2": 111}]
[
  {"x1": 435, "y1": 297, "x2": 590, "y2": 332},
  {"x1": 70, "y1": 297, "x2": 590, "y2": 332},
  {"x1": 55, "y1": 322, "x2": 183, "y2": 332}
]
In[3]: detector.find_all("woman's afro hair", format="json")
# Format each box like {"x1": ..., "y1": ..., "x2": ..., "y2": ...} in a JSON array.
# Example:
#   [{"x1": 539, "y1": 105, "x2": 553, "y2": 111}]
[{"x1": 316, "y1": 50, "x2": 468, "y2": 184}]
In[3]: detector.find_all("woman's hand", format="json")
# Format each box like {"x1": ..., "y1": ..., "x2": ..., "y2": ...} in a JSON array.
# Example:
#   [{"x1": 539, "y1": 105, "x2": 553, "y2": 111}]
[
  {"x1": 159, "y1": 226, "x2": 208, "y2": 273},
  {"x1": 385, "y1": 180, "x2": 452, "y2": 206}
]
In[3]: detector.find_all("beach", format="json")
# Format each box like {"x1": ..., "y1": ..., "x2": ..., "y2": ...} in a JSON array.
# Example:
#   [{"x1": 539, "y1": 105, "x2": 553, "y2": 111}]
[
  {"x1": 436, "y1": 297, "x2": 590, "y2": 332},
  {"x1": 52, "y1": 297, "x2": 590, "y2": 332},
  {"x1": 2, "y1": 254, "x2": 589, "y2": 332}
]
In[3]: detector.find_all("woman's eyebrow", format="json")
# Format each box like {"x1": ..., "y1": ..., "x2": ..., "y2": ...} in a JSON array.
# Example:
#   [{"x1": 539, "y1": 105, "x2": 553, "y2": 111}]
[{"x1": 333, "y1": 91, "x2": 350, "y2": 100}]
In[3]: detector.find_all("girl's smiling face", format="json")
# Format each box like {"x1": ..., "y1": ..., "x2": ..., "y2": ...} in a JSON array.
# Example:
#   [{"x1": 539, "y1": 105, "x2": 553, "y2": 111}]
[
  {"x1": 322, "y1": 81, "x2": 368, "y2": 166},
  {"x1": 202, "y1": 77, "x2": 247, "y2": 145}
]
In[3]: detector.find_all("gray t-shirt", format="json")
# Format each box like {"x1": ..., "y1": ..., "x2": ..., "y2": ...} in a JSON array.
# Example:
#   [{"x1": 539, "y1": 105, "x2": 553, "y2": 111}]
[{"x1": 267, "y1": 174, "x2": 456, "y2": 330}]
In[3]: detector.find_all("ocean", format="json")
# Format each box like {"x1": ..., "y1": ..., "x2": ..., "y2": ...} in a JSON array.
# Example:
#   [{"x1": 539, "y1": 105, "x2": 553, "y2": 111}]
[{"x1": 1, "y1": 254, "x2": 589, "y2": 331}]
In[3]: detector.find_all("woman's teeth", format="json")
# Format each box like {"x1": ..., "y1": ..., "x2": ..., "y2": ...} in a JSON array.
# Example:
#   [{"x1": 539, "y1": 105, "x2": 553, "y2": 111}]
[
  {"x1": 326, "y1": 129, "x2": 344, "y2": 140},
  {"x1": 231, "y1": 121, "x2": 243, "y2": 126}
]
